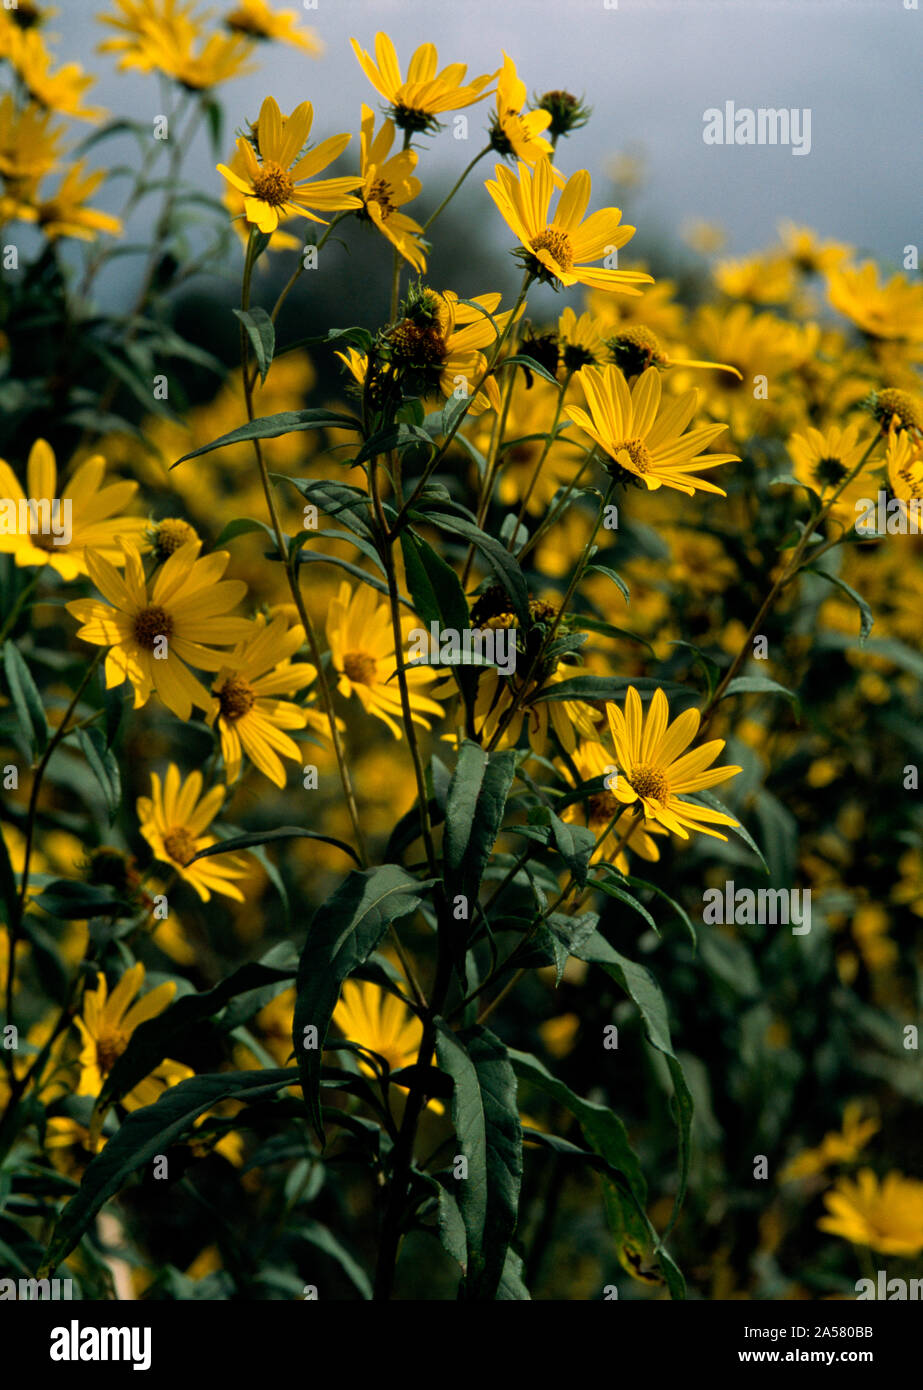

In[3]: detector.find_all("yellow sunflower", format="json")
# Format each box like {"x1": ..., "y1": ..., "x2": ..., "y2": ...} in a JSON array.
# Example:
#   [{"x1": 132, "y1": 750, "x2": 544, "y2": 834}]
[
  {"x1": 485, "y1": 159, "x2": 653, "y2": 295},
  {"x1": 0, "y1": 93, "x2": 65, "y2": 184},
  {"x1": 75, "y1": 962, "x2": 194, "y2": 1108},
  {"x1": 474, "y1": 661, "x2": 598, "y2": 756},
  {"x1": 333, "y1": 976, "x2": 444, "y2": 1114},
  {"x1": 218, "y1": 95, "x2": 362, "y2": 234},
  {"x1": 787, "y1": 421, "x2": 877, "y2": 520},
  {"x1": 207, "y1": 614, "x2": 322, "y2": 787},
  {"x1": 342, "y1": 286, "x2": 523, "y2": 415},
  {"x1": 357, "y1": 103, "x2": 427, "y2": 272},
  {"x1": 827, "y1": 261, "x2": 923, "y2": 348},
  {"x1": 886, "y1": 424, "x2": 923, "y2": 502},
  {"x1": 137, "y1": 764, "x2": 248, "y2": 901},
  {"x1": 818, "y1": 1169, "x2": 923, "y2": 1256},
  {"x1": 0, "y1": 439, "x2": 146, "y2": 579},
  {"x1": 557, "y1": 740, "x2": 666, "y2": 870},
  {"x1": 606, "y1": 686, "x2": 741, "y2": 841},
  {"x1": 33, "y1": 160, "x2": 123, "y2": 241},
  {"x1": 490, "y1": 53, "x2": 554, "y2": 167},
  {"x1": 567, "y1": 363, "x2": 738, "y2": 496},
  {"x1": 780, "y1": 1103, "x2": 880, "y2": 1182},
  {"x1": 7, "y1": 28, "x2": 105, "y2": 121},
  {"x1": 351, "y1": 31, "x2": 495, "y2": 133},
  {"x1": 327, "y1": 580, "x2": 443, "y2": 739},
  {"x1": 66, "y1": 540, "x2": 253, "y2": 719},
  {"x1": 101, "y1": 3, "x2": 256, "y2": 89},
  {"x1": 224, "y1": 0, "x2": 322, "y2": 55}
]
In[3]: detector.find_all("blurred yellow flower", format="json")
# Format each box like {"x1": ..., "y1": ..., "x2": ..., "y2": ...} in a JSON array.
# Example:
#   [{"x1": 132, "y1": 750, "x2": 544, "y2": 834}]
[{"x1": 818, "y1": 1170, "x2": 923, "y2": 1256}]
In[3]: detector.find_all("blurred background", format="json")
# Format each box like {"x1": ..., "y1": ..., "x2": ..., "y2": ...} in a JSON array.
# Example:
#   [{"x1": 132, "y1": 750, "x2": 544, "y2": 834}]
[{"x1": 51, "y1": 0, "x2": 921, "y2": 322}]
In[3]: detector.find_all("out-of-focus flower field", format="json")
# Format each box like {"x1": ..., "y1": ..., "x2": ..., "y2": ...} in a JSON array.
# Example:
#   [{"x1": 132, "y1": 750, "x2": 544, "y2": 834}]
[{"x1": 0, "y1": 1, "x2": 921, "y2": 1302}]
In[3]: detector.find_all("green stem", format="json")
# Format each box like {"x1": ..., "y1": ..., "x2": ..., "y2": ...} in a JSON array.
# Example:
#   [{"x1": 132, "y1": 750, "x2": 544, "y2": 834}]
[
  {"x1": 420, "y1": 144, "x2": 492, "y2": 234},
  {"x1": 239, "y1": 229, "x2": 367, "y2": 866}
]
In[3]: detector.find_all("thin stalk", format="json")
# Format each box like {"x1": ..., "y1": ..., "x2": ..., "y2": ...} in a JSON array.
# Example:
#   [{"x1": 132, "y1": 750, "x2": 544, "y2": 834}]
[{"x1": 238, "y1": 229, "x2": 367, "y2": 865}]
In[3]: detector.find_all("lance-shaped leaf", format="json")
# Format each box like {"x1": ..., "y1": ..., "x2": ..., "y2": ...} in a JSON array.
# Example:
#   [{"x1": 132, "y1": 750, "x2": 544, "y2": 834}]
[
  {"x1": 293, "y1": 865, "x2": 435, "y2": 1141},
  {"x1": 444, "y1": 742, "x2": 516, "y2": 976},
  {"x1": 570, "y1": 930, "x2": 693, "y2": 1235},
  {"x1": 435, "y1": 1022, "x2": 522, "y2": 1301},
  {"x1": 188, "y1": 825, "x2": 360, "y2": 867},
  {"x1": 400, "y1": 529, "x2": 478, "y2": 717},
  {"x1": 232, "y1": 306, "x2": 275, "y2": 384},
  {"x1": 507, "y1": 1047, "x2": 646, "y2": 1203},
  {"x1": 411, "y1": 509, "x2": 530, "y2": 626},
  {"x1": 172, "y1": 409, "x2": 362, "y2": 466},
  {"x1": 40, "y1": 1069, "x2": 297, "y2": 1274},
  {"x1": 3, "y1": 642, "x2": 49, "y2": 756}
]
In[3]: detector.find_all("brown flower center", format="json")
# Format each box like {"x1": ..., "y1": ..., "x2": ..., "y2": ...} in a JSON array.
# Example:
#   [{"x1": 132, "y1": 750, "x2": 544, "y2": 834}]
[
  {"x1": 217, "y1": 674, "x2": 257, "y2": 721},
  {"x1": 587, "y1": 791, "x2": 619, "y2": 826},
  {"x1": 367, "y1": 177, "x2": 395, "y2": 220},
  {"x1": 388, "y1": 319, "x2": 446, "y2": 366},
  {"x1": 95, "y1": 1032, "x2": 128, "y2": 1074},
  {"x1": 133, "y1": 605, "x2": 174, "y2": 650},
  {"x1": 614, "y1": 437, "x2": 654, "y2": 474},
  {"x1": 163, "y1": 826, "x2": 198, "y2": 867},
  {"x1": 875, "y1": 389, "x2": 922, "y2": 436},
  {"x1": 630, "y1": 763, "x2": 670, "y2": 804},
  {"x1": 343, "y1": 651, "x2": 378, "y2": 686},
  {"x1": 530, "y1": 228, "x2": 574, "y2": 272},
  {"x1": 252, "y1": 160, "x2": 295, "y2": 207},
  {"x1": 153, "y1": 518, "x2": 197, "y2": 558}
]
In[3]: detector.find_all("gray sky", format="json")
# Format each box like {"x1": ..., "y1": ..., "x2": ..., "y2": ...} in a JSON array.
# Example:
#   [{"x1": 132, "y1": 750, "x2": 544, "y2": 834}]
[{"x1": 49, "y1": 0, "x2": 922, "y2": 297}]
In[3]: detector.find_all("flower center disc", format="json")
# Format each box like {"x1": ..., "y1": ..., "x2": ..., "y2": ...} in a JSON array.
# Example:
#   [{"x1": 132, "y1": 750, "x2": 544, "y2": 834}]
[
  {"x1": 630, "y1": 763, "x2": 670, "y2": 804},
  {"x1": 133, "y1": 605, "x2": 174, "y2": 650},
  {"x1": 530, "y1": 227, "x2": 574, "y2": 272},
  {"x1": 252, "y1": 160, "x2": 295, "y2": 207},
  {"x1": 343, "y1": 651, "x2": 378, "y2": 685},
  {"x1": 218, "y1": 675, "x2": 257, "y2": 721},
  {"x1": 95, "y1": 1032, "x2": 128, "y2": 1074},
  {"x1": 614, "y1": 437, "x2": 654, "y2": 474},
  {"x1": 367, "y1": 177, "x2": 395, "y2": 220},
  {"x1": 163, "y1": 826, "x2": 198, "y2": 867}
]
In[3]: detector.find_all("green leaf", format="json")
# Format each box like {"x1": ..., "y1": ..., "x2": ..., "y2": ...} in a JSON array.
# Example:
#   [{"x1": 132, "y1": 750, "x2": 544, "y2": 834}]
[
  {"x1": 75, "y1": 726, "x2": 121, "y2": 824},
  {"x1": 570, "y1": 932, "x2": 693, "y2": 1233},
  {"x1": 189, "y1": 825, "x2": 360, "y2": 867},
  {"x1": 34, "y1": 879, "x2": 131, "y2": 920},
  {"x1": 805, "y1": 566, "x2": 874, "y2": 644},
  {"x1": 172, "y1": 409, "x2": 362, "y2": 466},
  {"x1": 40, "y1": 1070, "x2": 297, "y2": 1274},
  {"x1": 435, "y1": 1023, "x2": 522, "y2": 1301},
  {"x1": 444, "y1": 743, "x2": 516, "y2": 976},
  {"x1": 297, "y1": 1220, "x2": 372, "y2": 1300},
  {"x1": 293, "y1": 866, "x2": 434, "y2": 1141},
  {"x1": 533, "y1": 675, "x2": 691, "y2": 705},
  {"x1": 0, "y1": 824, "x2": 17, "y2": 925},
  {"x1": 684, "y1": 789, "x2": 770, "y2": 876},
  {"x1": 547, "y1": 811, "x2": 595, "y2": 890},
  {"x1": 400, "y1": 530, "x2": 477, "y2": 714},
  {"x1": 232, "y1": 307, "x2": 275, "y2": 385},
  {"x1": 503, "y1": 353, "x2": 560, "y2": 387},
  {"x1": 721, "y1": 674, "x2": 800, "y2": 708},
  {"x1": 281, "y1": 477, "x2": 376, "y2": 542},
  {"x1": 214, "y1": 517, "x2": 277, "y2": 546},
  {"x1": 412, "y1": 509, "x2": 530, "y2": 627},
  {"x1": 3, "y1": 642, "x2": 49, "y2": 756},
  {"x1": 593, "y1": 872, "x2": 658, "y2": 932},
  {"x1": 585, "y1": 564, "x2": 630, "y2": 604},
  {"x1": 623, "y1": 875, "x2": 697, "y2": 946},
  {"x1": 508, "y1": 1047, "x2": 646, "y2": 1204}
]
